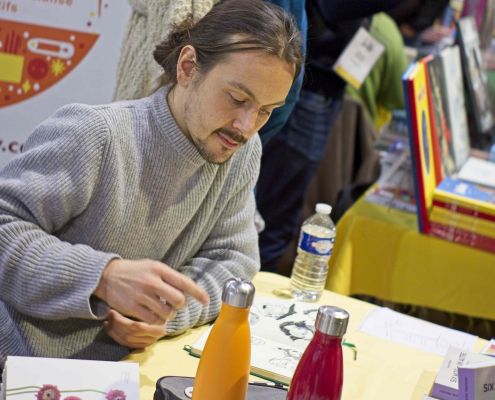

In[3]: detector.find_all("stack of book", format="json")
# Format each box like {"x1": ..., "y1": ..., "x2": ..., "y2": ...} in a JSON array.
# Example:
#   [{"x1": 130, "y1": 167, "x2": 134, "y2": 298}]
[
  {"x1": 402, "y1": 15, "x2": 495, "y2": 254},
  {"x1": 428, "y1": 346, "x2": 495, "y2": 400},
  {"x1": 430, "y1": 177, "x2": 495, "y2": 253}
]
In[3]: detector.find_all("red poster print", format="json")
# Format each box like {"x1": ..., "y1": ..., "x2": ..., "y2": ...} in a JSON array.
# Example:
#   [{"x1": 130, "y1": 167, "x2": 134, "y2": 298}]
[{"x1": 0, "y1": 20, "x2": 99, "y2": 108}]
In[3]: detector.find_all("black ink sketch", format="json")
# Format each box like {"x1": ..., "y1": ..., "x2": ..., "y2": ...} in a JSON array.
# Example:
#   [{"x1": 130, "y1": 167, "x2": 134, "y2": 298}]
[
  {"x1": 249, "y1": 312, "x2": 260, "y2": 326},
  {"x1": 254, "y1": 303, "x2": 297, "y2": 320},
  {"x1": 251, "y1": 336, "x2": 265, "y2": 346},
  {"x1": 279, "y1": 321, "x2": 315, "y2": 341},
  {"x1": 303, "y1": 309, "x2": 319, "y2": 325},
  {"x1": 269, "y1": 347, "x2": 303, "y2": 372}
]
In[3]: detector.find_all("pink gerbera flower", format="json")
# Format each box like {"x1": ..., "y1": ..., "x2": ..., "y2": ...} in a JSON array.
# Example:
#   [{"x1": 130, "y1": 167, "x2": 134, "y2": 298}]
[
  {"x1": 36, "y1": 385, "x2": 61, "y2": 400},
  {"x1": 63, "y1": 397, "x2": 82, "y2": 400},
  {"x1": 105, "y1": 390, "x2": 126, "y2": 400}
]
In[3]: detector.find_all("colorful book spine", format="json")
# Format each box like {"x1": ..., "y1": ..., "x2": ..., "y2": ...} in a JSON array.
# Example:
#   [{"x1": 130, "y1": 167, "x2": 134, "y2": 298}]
[
  {"x1": 440, "y1": 46, "x2": 471, "y2": 170},
  {"x1": 433, "y1": 177, "x2": 495, "y2": 218},
  {"x1": 403, "y1": 62, "x2": 425, "y2": 233},
  {"x1": 425, "y1": 55, "x2": 457, "y2": 178},
  {"x1": 430, "y1": 206, "x2": 495, "y2": 239},
  {"x1": 422, "y1": 55, "x2": 444, "y2": 184},
  {"x1": 429, "y1": 222, "x2": 495, "y2": 253},
  {"x1": 432, "y1": 200, "x2": 495, "y2": 223}
]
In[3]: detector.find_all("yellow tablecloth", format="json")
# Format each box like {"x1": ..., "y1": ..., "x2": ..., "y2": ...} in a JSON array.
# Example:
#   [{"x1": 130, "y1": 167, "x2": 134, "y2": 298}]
[
  {"x1": 326, "y1": 196, "x2": 495, "y2": 321},
  {"x1": 123, "y1": 272, "x2": 487, "y2": 400}
]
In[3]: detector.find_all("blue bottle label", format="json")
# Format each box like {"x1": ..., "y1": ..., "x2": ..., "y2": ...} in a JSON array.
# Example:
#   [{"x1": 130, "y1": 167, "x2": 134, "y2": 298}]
[{"x1": 298, "y1": 231, "x2": 335, "y2": 256}]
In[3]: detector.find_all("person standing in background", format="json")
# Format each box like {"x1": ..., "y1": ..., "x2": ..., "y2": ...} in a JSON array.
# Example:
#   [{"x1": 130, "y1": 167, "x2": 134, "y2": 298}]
[
  {"x1": 386, "y1": 0, "x2": 450, "y2": 44},
  {"x1": 257, "y1": 0, "x2": 307, "y2": 146},
  {"x1": 346, "y1": 12, "x2": 410, "y2": 131},
  {"x1": 256, "y1": 0, "x2": 407, "y2": 273}
]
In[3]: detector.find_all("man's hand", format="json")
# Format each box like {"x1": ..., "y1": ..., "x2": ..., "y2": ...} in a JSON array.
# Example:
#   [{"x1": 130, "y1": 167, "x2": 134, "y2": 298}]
[
  {"x1": 94, "y1": 259, "x2": 209, "y2": 324},
  {"x1": 104, "y1": 309, "x2": 169, "y2": 348}
]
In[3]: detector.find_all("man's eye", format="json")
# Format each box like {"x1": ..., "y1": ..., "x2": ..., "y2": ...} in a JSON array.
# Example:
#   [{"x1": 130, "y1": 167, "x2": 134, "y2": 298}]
[
  {"x1": 260, "y1": 107, "x2": 271, "y2": 116},
  {"x1": 229, "y1": 93, "x2": 245, "y2": 104}
]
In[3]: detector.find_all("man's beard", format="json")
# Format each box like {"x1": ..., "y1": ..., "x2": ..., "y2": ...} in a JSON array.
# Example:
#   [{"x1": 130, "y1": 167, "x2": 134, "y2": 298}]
[
  {"x1": 194, "y1": 135, "x2": 231, "y2": 164},
  {"x1": 192, "y1": 129, "x2": 246, "y2": 164},
  {"x1": 183, "y1": 98, "x2": 247, "y2": 164}
]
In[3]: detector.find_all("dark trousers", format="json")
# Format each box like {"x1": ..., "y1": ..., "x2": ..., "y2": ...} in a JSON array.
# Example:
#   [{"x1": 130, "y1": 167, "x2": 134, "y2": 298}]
[{"x1": 256, "y1": 89, "x2": 344, "y2": 273}]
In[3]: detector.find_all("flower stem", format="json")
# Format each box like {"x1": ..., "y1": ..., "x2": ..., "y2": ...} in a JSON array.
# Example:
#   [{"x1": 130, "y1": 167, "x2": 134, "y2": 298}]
[
  {"x1": 7, "y1": 387, "x2": 40, "y2": 392},
  {"x1": 6, "y1": 391, "x2": 38, "y2": 396},
  {"x1": 60, "y1": 390, "x2": 108, "y2": 395}
]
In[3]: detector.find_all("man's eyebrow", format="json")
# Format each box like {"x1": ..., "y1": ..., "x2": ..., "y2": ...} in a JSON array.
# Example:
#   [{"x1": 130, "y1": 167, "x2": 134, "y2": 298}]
[{"x1": 227, "y1": 81, "x2": 286, "y2": 107}]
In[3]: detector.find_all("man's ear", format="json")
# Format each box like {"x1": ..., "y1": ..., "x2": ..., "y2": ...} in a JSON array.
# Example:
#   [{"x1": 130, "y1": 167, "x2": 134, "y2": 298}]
[{"x1": 176, "y1": 45, "x2": 198, "y2": 88}]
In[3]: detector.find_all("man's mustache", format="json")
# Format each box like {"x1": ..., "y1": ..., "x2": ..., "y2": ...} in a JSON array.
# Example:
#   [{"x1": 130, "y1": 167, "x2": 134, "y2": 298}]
[{"x1": 215, "y1": 128, "x2": 248, "y2": 145}]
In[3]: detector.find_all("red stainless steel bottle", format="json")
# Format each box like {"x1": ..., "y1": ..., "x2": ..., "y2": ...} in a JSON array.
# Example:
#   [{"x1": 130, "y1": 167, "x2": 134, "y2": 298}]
[{"x1": 286, "y1": 306, "x2": 350, "y2": 400}]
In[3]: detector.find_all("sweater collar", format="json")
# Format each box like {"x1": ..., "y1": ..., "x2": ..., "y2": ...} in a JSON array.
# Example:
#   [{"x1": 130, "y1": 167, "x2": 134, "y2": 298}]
[{"x1": 151, "y1": 85, "x2": 207, "y2": 166}]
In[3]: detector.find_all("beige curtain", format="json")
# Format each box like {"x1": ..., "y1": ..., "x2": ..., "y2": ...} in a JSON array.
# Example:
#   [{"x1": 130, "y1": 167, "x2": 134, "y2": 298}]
[{"x1": 113, "y1": 0, "x2": 214, "y2": 101}]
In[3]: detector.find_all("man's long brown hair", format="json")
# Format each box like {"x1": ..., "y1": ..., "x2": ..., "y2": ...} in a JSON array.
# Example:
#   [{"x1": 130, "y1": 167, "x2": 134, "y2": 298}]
[{"x1": 153, "y1": 0, "x2": 304, "y2": 87}]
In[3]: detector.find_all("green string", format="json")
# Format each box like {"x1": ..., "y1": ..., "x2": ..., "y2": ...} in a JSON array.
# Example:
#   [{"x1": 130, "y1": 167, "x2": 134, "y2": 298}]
[
  {"x1": 184, "y1": 345, "x2": 200, "y2": 358},
  {"x1": 343, "y1": 340, "x2": 358, "y2": 361}
]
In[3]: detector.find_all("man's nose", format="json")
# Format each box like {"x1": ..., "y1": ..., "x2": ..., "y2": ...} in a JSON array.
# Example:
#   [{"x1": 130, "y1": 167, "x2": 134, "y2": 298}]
[{"x1": 233, "y1": 109, "x2": 258, "y2": 137}]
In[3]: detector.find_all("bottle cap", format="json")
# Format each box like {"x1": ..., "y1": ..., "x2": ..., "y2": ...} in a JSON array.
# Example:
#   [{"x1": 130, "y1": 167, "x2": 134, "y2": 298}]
[
  {"x1": 316, "y1": 203, "x2": 332, "y2": 215},
  {"x1": 315, "y1": 306, "x2": 349, "y2": 337},
  {"x1": 221, "y1": 278, "x2": 255, "y2": 308}
]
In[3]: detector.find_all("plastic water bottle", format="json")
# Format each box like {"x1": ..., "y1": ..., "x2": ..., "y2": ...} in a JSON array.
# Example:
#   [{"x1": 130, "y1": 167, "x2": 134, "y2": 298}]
[{"x1": 290, "y1": 203, "x2": 336, "y2": 302}]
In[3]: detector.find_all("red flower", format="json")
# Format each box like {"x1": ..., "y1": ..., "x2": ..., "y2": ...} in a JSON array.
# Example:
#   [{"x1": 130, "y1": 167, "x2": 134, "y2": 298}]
[
  {"x1": 36, "y1": 385, "x2": 61, "y2": 400},
  {"x1": 105, "y1": 390, "x2": 126, "y2": 400}
]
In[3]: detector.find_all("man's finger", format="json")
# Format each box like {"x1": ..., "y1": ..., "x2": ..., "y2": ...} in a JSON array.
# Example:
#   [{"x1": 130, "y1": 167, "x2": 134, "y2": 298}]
[
  {"x1": 104, "y1": 321, "x2": 152, "y2": 349},
  {"x1": 137, "y1": 294, "x2": 178, "y2": 321},
  {"x1": 130, "y1": 304, "x2": 162, "y2": 325},
  {"x1": 108, "y1": 310, "x2": 167, "y2": 337},
  {"x1": 152, "y1": 282, "x2": 188, "y2": 310},
  {"x1": 159, "y1": 264, "x2": 210, "y2": 305}
]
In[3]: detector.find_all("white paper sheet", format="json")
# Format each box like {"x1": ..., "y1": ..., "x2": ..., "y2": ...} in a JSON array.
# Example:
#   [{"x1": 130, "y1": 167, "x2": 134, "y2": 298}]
[
  {"x1": 356, "y1": 308, "x2": 478, "y2": 356},
  {"x1": 2, "y1": 356, "x2": 140, "y2": 400},
  {"x1": 458, "y1": 157, "x2": 495, "y2": 189}
]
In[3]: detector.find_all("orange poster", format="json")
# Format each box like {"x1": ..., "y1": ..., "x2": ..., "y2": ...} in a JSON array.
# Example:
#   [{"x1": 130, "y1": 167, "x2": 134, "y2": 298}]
[
  {"x1": 0, "y1": 1, "x2": 130, "y2": 165},
  {"x1": 0, "y1": 20, "x2": 98, "y2": 108}
]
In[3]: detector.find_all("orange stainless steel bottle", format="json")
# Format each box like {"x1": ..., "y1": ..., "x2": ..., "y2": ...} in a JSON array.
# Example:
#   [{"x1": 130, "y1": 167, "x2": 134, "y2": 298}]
[{"x1": 191, "y1": 278, "x2": 255, "y2": 400}]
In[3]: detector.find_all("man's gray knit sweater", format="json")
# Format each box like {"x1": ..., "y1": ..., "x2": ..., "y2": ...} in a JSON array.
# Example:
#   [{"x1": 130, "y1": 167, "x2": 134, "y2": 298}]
[{"x1": 0, "y1": 85, "x2": 261, "y2": 369}]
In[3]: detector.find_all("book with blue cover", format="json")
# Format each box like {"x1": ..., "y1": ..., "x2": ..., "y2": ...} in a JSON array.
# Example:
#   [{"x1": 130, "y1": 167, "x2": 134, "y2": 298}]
[{"x1": 434, "y1": 177, "x2": 495, "y2": 218}]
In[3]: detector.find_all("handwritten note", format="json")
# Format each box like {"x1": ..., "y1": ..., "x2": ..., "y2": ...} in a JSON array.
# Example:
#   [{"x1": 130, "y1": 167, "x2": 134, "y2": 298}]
[{"x1": 356, "y1": 308, "x2": 478, "y2": 356}]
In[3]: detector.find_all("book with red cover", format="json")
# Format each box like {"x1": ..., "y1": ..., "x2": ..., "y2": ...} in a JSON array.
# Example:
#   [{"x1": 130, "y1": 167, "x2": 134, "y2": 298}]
[
  {"x1": 433, "y1": 200, "x2": 495, "y2": 223},
  {"x1": 402, "y1": 62, "x2": 437, "y2": 233},
  {"x1": 433, "y1": 177, "x2": 495, "y2": 222},
  {"x1": 430, "y1": 221, "x2": 495, "y2": 254}
]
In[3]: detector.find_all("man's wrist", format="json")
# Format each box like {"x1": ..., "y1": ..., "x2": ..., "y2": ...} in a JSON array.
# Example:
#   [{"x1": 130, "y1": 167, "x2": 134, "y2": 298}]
[{"x1": 93, "y1": 258, "x2": 118, "y2": 302}]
